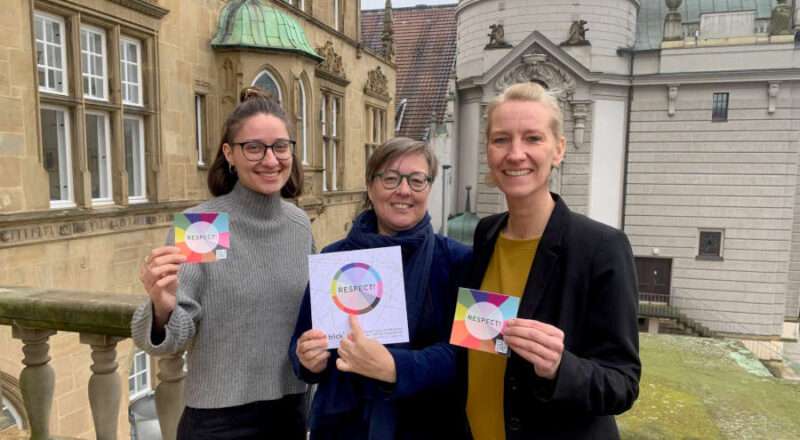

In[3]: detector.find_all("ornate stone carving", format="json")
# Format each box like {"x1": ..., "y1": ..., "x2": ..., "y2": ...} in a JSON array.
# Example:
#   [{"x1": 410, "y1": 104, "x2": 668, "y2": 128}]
[
  {"x1": 663, "y1": 0, "x2": 683, "y2": 41},
  {"x1": 768, "y1": 82, "x2": 780, "y2": 114},
  {"x1": 486, "y1": 24, "x2": 512, "y2": 49},
  {"x1": 667, "y1": 84, "x2": 679, "y2": 116},
  {"x1": 364, "y1": 66, "x2": 391, "y2": 101},
  {"x1": 769, "y1": 0, "x2": 792, "y2": 36},
  {"x1": 316, "y1": 41, "x2": 346, "y2": 79},
  {"x1": 561, "y1": 20, "x2": 590, "y2": 46},
  {"x1": 494, "y1": 51, "x2": 576, "y2": 101}
]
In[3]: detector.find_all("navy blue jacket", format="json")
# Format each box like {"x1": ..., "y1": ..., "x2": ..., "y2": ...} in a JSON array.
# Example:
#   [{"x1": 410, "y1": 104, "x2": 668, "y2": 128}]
[
  {"x1": 290, "y1": 234, "x2": 472, "y2": 440},
  {"x1": 465, "y1": 194, "x2": 641, "y2": 439}
]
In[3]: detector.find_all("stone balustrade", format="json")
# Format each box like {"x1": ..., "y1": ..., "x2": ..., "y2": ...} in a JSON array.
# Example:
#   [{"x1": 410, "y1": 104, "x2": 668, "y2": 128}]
[{"x1": 0, "y1": 287, "x2": 184, "y2": 440}]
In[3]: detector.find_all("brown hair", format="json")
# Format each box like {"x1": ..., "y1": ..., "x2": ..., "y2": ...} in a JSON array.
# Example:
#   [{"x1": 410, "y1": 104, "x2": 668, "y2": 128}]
[
  {"x1": 363, "y1": 137, "x2": 438, "y2": 209},
  {"x1": 207, "y1": 86, "x2": 303, "y2": 198},
  {"x1": 485, "y1": 82, "x2": 564, "y2": 142}
]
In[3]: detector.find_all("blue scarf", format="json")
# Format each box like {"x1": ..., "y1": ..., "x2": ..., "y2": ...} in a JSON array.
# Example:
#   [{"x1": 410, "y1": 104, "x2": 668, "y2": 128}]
[{"x1": 311, "y1": 209, "x2": 436, "y2": 438}]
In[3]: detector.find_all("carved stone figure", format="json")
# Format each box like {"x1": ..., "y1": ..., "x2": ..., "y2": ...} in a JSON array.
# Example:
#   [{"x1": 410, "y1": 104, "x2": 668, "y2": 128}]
[
  {"x1": 486, "y1": 24, "x2": 512, "y2": 49},
  {"x1": 768, "y1": 0, "x2": 792, "y2": 36},
  {"x1": 562, "y1": 20, "x2": 590, "y2": 46},
  {"x1": 364, "y1": 66, "x2": 390, "y2": 101},
  {"x1": 316, "y1": 41, "x2": 345, "y2": 78}
]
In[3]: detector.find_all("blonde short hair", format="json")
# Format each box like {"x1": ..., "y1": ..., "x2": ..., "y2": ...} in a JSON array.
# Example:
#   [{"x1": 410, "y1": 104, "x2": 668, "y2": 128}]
[{"x1": 485, "y1": 82, "x2": 564, "y2": 141}]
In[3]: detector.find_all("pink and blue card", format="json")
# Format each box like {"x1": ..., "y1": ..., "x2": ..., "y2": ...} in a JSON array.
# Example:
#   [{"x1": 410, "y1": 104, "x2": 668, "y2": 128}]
[
  {"x1": 450, "y1": 287, "x2": 520, "y2": 355},
  {"x1": 174, "y1": 212, "x2": 230, "y2": 263}
]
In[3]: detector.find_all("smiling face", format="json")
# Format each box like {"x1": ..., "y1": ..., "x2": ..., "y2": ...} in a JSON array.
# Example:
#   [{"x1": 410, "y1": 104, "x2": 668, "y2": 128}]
[
  {"x1": 222, "y1": 113, "x2": 292, "y2": 196},
  {"x1": 367, "y1": 152, "x2": 432, "y2": 235},
  {"x1": 487, "y1": 100, "x2": 565, "y2": 205}
]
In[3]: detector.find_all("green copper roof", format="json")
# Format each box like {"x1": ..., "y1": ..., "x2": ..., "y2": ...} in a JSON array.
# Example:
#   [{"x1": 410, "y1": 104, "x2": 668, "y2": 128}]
[
  {"x1": 211, "y1": 0, "x2": 322, "y2": 61},
  {"x1": 635, "y1": 0, "x2": 778, "y2": 51}
]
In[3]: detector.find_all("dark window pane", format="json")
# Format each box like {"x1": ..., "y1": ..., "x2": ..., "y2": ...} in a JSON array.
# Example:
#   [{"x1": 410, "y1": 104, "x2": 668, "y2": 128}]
[
  {"x1": 699, "y1": 231, "x2": 722, "y2": 257},
  {"x1": 712, "y1": 92, "x2": 729, "y2": 122}
]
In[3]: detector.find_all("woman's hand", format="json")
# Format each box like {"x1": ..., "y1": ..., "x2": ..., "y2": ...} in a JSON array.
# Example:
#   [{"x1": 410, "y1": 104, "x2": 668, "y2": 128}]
[
  {"x1": 336, "y1": 315, "x2": 397, "y2": 383},
  {"x1": 503, "y1": 318, "x2": 564, "y2": 380},
  {"x1": 296, "y1": 330, "x2": 331, "y2": 374},
  {"x1": 139, "y1": 246, "x2": 186, "y2": 329}
]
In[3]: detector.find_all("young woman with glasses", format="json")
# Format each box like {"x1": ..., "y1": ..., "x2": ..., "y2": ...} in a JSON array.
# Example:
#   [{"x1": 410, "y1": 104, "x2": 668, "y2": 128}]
[
  {"x1": 290, "y1": 137, "x2": 473, "y2": 439},
  {"x1": 132, "y1": 87, "x2": 311, "y2": 439}
]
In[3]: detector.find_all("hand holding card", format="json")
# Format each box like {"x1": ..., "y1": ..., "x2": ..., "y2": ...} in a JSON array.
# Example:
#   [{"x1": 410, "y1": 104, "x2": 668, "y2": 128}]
[{"x1": 450, "y1": 288, "x2": 520, "y2": 355}]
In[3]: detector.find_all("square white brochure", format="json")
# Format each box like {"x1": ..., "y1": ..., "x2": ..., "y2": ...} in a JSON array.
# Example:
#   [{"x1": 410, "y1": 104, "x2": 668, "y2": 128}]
[{"x1": 309, "y1": 246, "x2": 409, "y2": 349}]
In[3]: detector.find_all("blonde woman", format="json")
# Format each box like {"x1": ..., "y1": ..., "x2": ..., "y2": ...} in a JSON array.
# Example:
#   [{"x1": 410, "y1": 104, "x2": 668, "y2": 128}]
[{"x1": 464, "y1": 82, "x2": 640, "y2": 439}]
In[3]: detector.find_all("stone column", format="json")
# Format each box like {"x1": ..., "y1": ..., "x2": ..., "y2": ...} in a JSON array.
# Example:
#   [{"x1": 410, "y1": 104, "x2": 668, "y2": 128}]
[
  {"x1": 155, "y1": 353, "x2": 185, "y2": 440},
  {"x1": 12, "y1": 326, "x2": 56, "y2": 440},
  {"x1": 80, "y1": 334, "x2": 123, "y2": 440}
]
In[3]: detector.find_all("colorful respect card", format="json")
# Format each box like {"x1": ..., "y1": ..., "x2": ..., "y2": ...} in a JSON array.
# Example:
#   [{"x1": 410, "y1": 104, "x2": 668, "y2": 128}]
[
  {"x1": 309, "y1": 246, "x2": 409, "y2": 349},
  {"x1": 450, "y1": 287, "x2": 520, "y2": 355},
  {"x1": 174, "y1": 212, "x2": 230, "y2": 263}
]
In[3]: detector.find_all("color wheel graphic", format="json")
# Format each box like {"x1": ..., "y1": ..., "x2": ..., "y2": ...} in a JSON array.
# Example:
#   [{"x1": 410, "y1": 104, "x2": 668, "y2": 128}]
[
  {"x1": 329, "y1": 262, "x2": 383, "y2": 315},
  {"x1": 174, "y1": 212, "x2": 230, "y2": 263},
  {"x1": 450, "y1": 287, "x2": 520, "y2": 355}
]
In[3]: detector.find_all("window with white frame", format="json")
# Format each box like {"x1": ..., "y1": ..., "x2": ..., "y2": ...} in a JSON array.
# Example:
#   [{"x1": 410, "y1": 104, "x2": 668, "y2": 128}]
[
  {"x1": 128, "y1": 349, "x2": 151, "y2": 400},
  {"x1": 86, "y1": 111, "x2": 112, "y2": 203},
  {"x1": 41, "y1": 106, "x2": 74, "y2": 208},
  {"x1": 321, "y1": 92, "x2": 342, "y2": 192},
  {"x1": 195, "y1": 94, "x2": 207, "y2": 166},
  {"x1": 34, "y1": 12, "x2": 68, "y2": 95},
  {"x1": 297, "y1": 80, "x2": 308, "y2": 164},
  {"x1": 120, "y1": 37, "x2": 143, "y2": 106},
  {"x1": 80, "y1": 25, "x2": 108, "y2": 100},
  {"x1": 124, "y1": 116, "x2": 146, "y2": 202}
]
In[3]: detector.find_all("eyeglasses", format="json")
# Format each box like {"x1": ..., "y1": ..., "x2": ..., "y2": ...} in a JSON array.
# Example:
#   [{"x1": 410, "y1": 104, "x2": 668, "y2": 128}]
[
  {"x1": 374, "y1": 171, "x2": 432, "y2": 192},
  {"x1": 232, "y1": 139, "x2": 295, "y2": 161}
]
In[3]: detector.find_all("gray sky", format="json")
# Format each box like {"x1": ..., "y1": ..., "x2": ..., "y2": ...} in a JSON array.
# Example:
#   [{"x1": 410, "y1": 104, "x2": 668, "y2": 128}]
[{"x1": 361, "y1": 0, "x2": 457, "y2": 10}]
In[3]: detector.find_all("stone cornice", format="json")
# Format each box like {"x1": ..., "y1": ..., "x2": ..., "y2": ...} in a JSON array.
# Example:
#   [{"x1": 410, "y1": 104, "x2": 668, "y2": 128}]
[
  {"x1": 109, "y1": 0, "x2": 169, "y2": 19},
  {"x1": 632, "y1": 68, "x2": 800, "y2": 86},
  {"x1": 0, "y1": 201, "x2": 198, "y2": 249}
]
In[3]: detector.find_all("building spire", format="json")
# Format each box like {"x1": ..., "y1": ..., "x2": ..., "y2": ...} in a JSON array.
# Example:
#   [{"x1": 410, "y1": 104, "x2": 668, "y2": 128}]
[{"x1": 382, "y1": 0, "x2": 395, "y2": 61}]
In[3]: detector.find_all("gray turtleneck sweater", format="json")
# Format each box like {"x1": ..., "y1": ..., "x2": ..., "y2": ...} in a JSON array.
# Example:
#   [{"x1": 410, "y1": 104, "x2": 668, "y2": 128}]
[{"x1": 131, "y1": 183, "x2": 313, "y2": 409}]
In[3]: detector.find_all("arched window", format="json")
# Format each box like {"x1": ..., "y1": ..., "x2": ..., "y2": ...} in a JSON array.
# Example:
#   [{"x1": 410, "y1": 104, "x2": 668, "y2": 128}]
[
  {"x1": 252, "y1": 70, "x2": 282, "y2": 103},
  {"x1": 297, "y1": 79, "x2": 308, "y2": 164}
]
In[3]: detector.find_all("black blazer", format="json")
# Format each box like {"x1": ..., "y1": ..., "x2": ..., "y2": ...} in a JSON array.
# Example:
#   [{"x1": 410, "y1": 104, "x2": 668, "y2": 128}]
[{"x1": 465, "y1": 194, "x2": 641, "y2": 440}]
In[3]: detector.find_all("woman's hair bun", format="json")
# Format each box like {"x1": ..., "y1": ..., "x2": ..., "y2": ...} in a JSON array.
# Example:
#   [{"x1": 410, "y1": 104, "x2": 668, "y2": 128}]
[{"x1": 239, "y1": 86, "x2": 274, "y2": 103}]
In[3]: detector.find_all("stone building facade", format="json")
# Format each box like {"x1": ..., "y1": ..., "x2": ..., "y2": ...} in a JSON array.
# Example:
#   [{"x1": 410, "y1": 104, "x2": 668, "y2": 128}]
[
  {"x1": 0, "y1": 0, "x2": 395, "y2": 437},
  {"x1": 455, "y1": 0, "x2": 800, "y2": 364}
]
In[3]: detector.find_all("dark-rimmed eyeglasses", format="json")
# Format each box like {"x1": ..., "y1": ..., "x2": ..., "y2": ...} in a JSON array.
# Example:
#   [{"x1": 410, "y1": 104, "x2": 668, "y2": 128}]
[
  {"x1": 374, "y1": 171, "x2": 432, "y2": 192},
  {"x1": 232, "y1": 139, "x2": 295, "y2": 161}
]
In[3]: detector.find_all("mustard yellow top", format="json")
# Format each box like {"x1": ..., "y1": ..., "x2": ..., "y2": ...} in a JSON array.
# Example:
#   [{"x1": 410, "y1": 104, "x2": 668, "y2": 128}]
[{"x1": 467, "y1": 233, "x2": 539, "y2": 440}]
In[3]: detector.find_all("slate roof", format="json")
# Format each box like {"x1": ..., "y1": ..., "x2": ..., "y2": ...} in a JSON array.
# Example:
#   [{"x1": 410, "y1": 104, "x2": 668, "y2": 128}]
[
  {"x1": 362, "y1": 4, "x2": 458, "y2": 141},
  {"x1": 635, "y1": 0, "x2": 778, "y2": 51}
]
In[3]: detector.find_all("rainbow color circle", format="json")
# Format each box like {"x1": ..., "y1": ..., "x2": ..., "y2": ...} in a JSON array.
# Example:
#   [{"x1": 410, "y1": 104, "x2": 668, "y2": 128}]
[{"x1": 330, "y1": 262, "x2": 383, "y2": 315}]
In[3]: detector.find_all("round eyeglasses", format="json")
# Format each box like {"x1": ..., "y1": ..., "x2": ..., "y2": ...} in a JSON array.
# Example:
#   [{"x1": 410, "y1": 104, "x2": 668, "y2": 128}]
[
  {"x1": 232, "y1": 139, "x2": 295, "y2": 161},
  {"x1": 374, "y1": 171, "x2": 432, "y2": 192}
]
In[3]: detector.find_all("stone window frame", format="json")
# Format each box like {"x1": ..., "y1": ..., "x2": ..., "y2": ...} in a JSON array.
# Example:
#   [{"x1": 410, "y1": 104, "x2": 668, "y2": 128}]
[
  {"x1": 251, "y1": 68, "x2": 284, "y2": 103},
  {"x1": 697, "y1": 229, "x2": 724, "y2": 261},
  {"x1": 32, "y1": 2, "x2": 161, "y2": 209},
  {"x1": 712, "y1": 92, "x2": 729, "y2": 122}
]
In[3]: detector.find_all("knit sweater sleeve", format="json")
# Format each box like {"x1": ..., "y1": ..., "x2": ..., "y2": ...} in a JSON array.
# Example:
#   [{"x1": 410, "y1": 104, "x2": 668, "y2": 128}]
[{"x1": 131, "y1": 228, "x2": 204, "y2": 356}]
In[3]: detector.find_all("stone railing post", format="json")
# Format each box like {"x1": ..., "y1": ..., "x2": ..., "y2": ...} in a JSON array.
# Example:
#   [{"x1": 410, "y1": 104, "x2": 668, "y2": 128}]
[
  {"x1": 155, "y1": 352, "x2": 185, "y2": 440},
  {"x1": 11, "y1": 326, "x2": 56, "y2": 440},
  {"x1": 80, "y1": 333, "x2": 123, "y2": 440}
]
